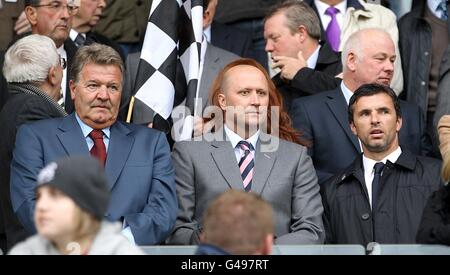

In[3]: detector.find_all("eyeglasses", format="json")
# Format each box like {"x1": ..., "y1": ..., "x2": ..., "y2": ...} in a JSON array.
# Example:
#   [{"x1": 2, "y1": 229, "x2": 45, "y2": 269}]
[
  {"x1": 32, "y1": 1, "x2": 79, "y2": 15},
  {"x1": 60, "y1": 57, "x2": 67, "y2": 69}
]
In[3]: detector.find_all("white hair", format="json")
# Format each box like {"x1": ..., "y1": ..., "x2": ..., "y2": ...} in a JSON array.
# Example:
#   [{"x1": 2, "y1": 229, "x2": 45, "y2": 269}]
[
  {"x1": 3, "y1": 34, "x2": 59, "y2": 84},
  {"x1": 341, "y1": 28, "x2": 390, "y2": 70}
]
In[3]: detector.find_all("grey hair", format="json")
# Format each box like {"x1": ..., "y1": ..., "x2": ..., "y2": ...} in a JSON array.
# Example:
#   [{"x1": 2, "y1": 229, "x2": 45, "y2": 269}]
[
  {"x1": 70, "y1": 43, "x2": 124, "y2": 84},
  {"x1": 265, "y1": 0, "x2": 321, "y2": 40},
  {"x1": 3, "y1": 34, "x2": 59, "y2": 84},
  {"x1": 341, "y1": 28, "x2": 390, "y2": 70}
]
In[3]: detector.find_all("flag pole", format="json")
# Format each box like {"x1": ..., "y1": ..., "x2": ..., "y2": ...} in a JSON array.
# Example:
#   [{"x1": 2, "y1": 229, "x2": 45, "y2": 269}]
[{"x1": 126, "y1": 96, "x2": 135, "y2": 123}]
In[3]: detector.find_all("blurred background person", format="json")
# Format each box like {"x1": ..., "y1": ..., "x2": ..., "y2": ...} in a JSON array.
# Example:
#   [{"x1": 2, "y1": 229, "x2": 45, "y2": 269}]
[
  {"x1": 9, "y1": 156, "x2": 144, "y2": 255},
  {"x1": 196, "y1": 190, "x2": 274, "y2": 255}
]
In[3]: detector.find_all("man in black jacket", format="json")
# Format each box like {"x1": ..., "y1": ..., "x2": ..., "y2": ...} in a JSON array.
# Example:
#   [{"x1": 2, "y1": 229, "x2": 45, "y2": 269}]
[
  {"x1": 0, "y1": 34, "x2": 67, "y2": 251},
  {"x1": 264, "y1": 0, "x2": 342, "y2": 113},
  {"x1": 399, "y1": 0, "x2": 449, "y2": 157},
  {"x1": 321, "y1": 83, "x2": 442, "y2": 248}
]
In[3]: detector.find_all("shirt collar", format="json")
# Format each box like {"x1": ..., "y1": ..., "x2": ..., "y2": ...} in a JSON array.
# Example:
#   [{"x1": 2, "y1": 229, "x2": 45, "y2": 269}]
[
  {"x1": 362, "y1": 146, "x2": 402, "y2": 174},
  {"x1": 340, "y1": 81, "x2": 354, "y2": 105},
  {"x1": 314, "y1": 0, "x2": 347, "y2": 16},
  {"x1": 70, "y1": 29, "x2": 78, "y2": 41},
  {"x1": 307, "y1": 44, "x2": 321, "y2": 69},
  {"x1": 75, "y1": 113, "x2": 110, "y2": 139},
  {"x1": 203, "y1": 25, "x2": 212, "y2": 43},
  {"x1": 224, "y1": 125, "x2": 259, "y2": 150}
]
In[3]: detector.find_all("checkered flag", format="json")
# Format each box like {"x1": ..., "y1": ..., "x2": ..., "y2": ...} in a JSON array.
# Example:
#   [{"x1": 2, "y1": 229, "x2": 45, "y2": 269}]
[{"x1": 131, "y1": 0, "x2": 203, "y2": 125}]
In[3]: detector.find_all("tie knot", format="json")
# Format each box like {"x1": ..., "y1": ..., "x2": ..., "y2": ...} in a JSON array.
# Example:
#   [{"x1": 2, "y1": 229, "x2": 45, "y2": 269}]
[
  {"x1": 75, "y1": 33, "x2": 86, "y2": 47},
  {"x1": 373, "y1": 162, "x2": 385, "y2": 174},
  {"x1": 89, "y1": 129, "x2": 104, "y2": 140},
  {"x1": 238, "y1": 141, "x2": 253, "y2": 151},
  {"x1": 325, "y1": 6, "x2": 340, "y2": 16}
]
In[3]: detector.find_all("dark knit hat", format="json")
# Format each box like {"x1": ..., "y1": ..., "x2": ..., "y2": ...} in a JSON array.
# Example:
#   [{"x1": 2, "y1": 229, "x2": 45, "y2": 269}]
[{"x1": 36, "y1": 156, "x2": 110, "y2": 219}]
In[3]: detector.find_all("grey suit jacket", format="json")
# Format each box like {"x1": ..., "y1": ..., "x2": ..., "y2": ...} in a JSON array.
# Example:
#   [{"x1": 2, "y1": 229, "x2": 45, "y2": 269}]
[
  {"x1": 121, "y1": 43, "x2": 239, "y2": 124},
  {"x1": 167, "y1": 132, "x2": 324, "y2": 245}
]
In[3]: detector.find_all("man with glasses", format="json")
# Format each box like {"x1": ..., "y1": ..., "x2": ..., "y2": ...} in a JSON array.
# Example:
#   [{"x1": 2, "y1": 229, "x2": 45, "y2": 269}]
[
  {"x1": 0, "y1": 34, "x2": 67, "y2": 251},
  {"x1": 23, "y1": 0, "x2": 80, "y2": 113},
  {"x1": 9, "y1": 44, "x2": 177, "y2": 246}
]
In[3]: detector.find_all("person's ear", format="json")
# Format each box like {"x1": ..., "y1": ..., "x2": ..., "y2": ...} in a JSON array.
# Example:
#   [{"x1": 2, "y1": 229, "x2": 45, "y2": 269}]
[
  {"x1": 218, "y1": 93, "x2": 227, "y2": 111},
  {"x1": 350, "y1": 121, "x2": 358, "y2": 136},
  {"x1": 25, "y1": 6, "x2": 38, "y2": 26},
  {"x1": 261, "y1": 234, "x2": 274, "y2": 255},
  {"x1": 347, "y1": 52, "x2": 357, "y2": 72},
  {"x1": 47, "y1": 66, "x2": 59, "y2": 86},
  {"x1": 69, "y1": 79, "x2": 77, "y2": 100}
]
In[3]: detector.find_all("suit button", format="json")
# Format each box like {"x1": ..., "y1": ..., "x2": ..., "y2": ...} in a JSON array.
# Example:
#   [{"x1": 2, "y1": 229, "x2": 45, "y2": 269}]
[
  {"x1": 137, "y1": 0, "x2": 142, "y2": 6},
  {"x1": 421, "y1": 81, "x2": 426, "y2": 86},
  {"x1": 424, "y1": 51, "x2": 429, "y2": 56},
  {"x1": 134, "y1": 30, "x2": 139, "y2": 37},
  {"x1": 361, "y1": 213, "x2": 370, "y2": 220}
]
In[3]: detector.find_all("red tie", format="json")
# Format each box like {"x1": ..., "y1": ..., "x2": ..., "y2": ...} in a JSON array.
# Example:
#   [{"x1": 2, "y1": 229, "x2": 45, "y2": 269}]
[{"x1": 89, "y1": 129, "x2": 107, "y2": 166}]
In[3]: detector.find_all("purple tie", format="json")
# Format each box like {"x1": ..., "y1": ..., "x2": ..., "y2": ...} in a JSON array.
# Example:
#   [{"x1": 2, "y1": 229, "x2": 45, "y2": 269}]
[{"x1": 325, "y1": 6, "x2": 341, "y2": 52}]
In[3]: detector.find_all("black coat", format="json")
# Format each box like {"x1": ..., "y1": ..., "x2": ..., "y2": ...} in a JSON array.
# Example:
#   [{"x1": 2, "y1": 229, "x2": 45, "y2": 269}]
[
  {"x1": 211, "y1": 21, "x2": 252, "y2": 58},
  {"x1": 321, "y1": 150, "x2": 443, "y2": 246},
  {"x1": 398, "y1": 1, "x2": 432, "y2": 117},
  {"x1": 416, "y1": 185, "x2": 450, "y2": 244},
  {"x1": 274, "y1": 42, "x2": 342, "y2": 113},
  {"x1": 0, "y1": 84, "x2": 66, "y2": 250}
]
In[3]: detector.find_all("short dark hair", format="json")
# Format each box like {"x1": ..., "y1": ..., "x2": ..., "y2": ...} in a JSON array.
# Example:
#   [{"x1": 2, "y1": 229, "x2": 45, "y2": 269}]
[{"x1": 348, "y1": 83, "x2": 402, "y2": 124}]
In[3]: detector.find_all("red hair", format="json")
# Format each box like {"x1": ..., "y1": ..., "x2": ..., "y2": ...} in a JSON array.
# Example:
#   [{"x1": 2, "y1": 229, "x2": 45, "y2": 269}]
[{"x1": 208, "y1": 58, "x2": 305, "y2": 146}]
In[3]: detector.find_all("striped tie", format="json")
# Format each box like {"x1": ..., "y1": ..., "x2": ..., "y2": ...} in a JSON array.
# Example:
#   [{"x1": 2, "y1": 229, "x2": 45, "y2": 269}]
[{"x1": 238, "y1": 141, "x2": 254, "y2": 192}]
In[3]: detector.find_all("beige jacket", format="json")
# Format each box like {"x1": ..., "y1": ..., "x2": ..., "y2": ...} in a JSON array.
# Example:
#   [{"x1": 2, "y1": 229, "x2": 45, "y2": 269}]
[{"x1": 340, "y1": 0, "x2": 403, "y2": 95}]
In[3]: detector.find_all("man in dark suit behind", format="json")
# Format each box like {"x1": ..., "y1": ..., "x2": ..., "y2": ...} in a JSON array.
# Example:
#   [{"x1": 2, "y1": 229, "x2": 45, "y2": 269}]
[
  {"x1": 0, "y1": 34, "x2": 67, "y2": 251},
  {"x1": 291, "y1": 28, "x2": 431, "y2": 184},
  {"x1": 10, "y1": 44, "x2": 177, "y2": 245},
  {"x1": 68, "y1": 0, "x2": 125, "y2": 61},
  {"x1": 264, "y1": 0, "x2": 342, "y2": 113}
]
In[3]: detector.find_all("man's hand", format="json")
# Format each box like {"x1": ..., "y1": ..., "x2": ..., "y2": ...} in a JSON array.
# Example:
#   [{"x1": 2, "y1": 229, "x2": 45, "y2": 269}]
[
  {"x1": 14, "y1": 11, "x2": 31, "y2": 35},
  {"x1": 271, "y1": 51, "x2": 307, "y2": 80}
]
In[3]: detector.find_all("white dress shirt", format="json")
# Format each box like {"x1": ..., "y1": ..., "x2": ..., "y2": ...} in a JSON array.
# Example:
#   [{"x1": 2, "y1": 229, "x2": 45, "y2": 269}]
[
  {"x1": 362, "y1": 147, "x2": 402, "y2": 208},
  {"x1": 224, "y1": 125, "x2": 259, "y2": 163}
]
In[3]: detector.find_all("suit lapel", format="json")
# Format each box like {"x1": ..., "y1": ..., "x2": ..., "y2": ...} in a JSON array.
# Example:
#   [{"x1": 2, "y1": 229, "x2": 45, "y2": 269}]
[
  {"x1": 210, "y1": 140, "x2": 245, "y2": 190},
  {"x1": 105, "y1": 122, "x2": 133, "y2": 190},
  {"x1": 56, "y1": 114, "x2": 90, "y2": 156},
  {"x1": 252, "y1": 133, "x2": 277, "y2": 195},
  {"x1": 325, "y1": 89, "x2": 361, "y2": 152}
]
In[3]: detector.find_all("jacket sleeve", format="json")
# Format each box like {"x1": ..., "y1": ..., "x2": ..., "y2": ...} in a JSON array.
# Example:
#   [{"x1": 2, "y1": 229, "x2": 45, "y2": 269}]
[
  {"x1": 416, "y1": 189, "x2": 450, "y2": 245},
  {"x1": 123, "y1": 132, "x2": 178, "y2": 245},
  {"x1": 275, "y1": 146, "x2": 325, "y2": 244},
  {"x1": 165, "y1": 142, "x2": 200, "y2": 245},
  {"x1": 10, "y1": 124, "x2": 43, "y2": 234},
  {"x1": 290, "y1": 68, "x2": 341, "y2": 96}
]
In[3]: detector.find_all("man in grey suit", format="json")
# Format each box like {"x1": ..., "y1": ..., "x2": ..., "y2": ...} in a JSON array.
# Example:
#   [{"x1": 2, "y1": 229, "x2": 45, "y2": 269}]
[{"x1": 167, "y1": 58, "x2": 324, "y2": 245}]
